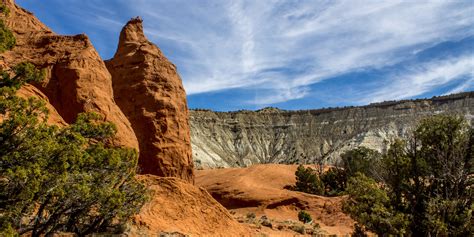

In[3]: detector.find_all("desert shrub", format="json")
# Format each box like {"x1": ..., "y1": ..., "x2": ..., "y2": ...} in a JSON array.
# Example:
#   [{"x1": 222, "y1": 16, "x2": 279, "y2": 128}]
[
  {"x1": 298, "y1": 210, "x2": 312, "y2": 224},
  {"x1": 283, "y1": 184, "x2": 294, "y2": 190},
  {"x1": 0, "y1": 3, "x2": 10, "y2": 16},
  {"x1": 341, "y1": 147, "x2": 382, "y2": 180},
  {"x1": 294, "y1": 165, "x2": 324, "y2": 195},
  {"x1": 246, "y1": 212, "x2": 256, "y2": 220},
  {"x1": 0, "y1": 62, "x2": 45, "y2": 89},
  {"x1": 259, "y1": 215, "x2": 272, "y2": 228},
  {"x1": 344, "y1": 115, "x2": 474, "y2": 236},
  {"x1": 351, "y1": 223, "x2": 368, "y2": 237},
  {"x1": 344, "y1": 173, "x2": 410, "y2": 236},
  {"x1": 0, "y1": 5, "x2": 15, "y2": 53},
  {"x1": 0, "y1": 64, "x2": 147, "y2": 236},
  {"x1": 290, "y1": 224, "x2": 305, "y2": 234},
  {"x1": 320, "y1": 167, "x2": 347, "y2": 196},
  {"x1": 312, "y1": 222, "x2": 320, "y2": 229}
]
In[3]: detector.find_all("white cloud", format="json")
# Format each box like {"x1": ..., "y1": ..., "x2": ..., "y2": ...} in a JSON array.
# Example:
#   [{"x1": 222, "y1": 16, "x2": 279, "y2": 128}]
[
  {"x1": 360, "y1": 55, "x2": 474, "y2": 104},
  {"x1": 57, "y1": 0, "x2": 474, "y2": 105},
  {"x1": 444, "y1": 80, "x2": 474, "y2": 96},
  {"x1": 250, "y1": 86, "x2": 311, "y2": 105}
]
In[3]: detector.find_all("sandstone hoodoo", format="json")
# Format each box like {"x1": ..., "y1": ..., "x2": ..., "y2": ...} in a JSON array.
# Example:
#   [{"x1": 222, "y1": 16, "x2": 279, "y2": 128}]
[
  {"x1": 106, "y1": 18, "x2": 194, "y2": 182},
  {"x1": 0, "y1": 0, "x2": 139, "y2": 150}
]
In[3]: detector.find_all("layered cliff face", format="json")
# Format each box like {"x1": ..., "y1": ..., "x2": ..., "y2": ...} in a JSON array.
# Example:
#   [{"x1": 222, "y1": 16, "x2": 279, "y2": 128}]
[
  {"x1": 0, "y1": 0, "x2": 139, "y2": 150},
  {"x1": 191, "y1": 92, "x2": 474, "y2": 168},
  {"x1": 106, "y1": 18, "x2": 194, "y2": 182}
]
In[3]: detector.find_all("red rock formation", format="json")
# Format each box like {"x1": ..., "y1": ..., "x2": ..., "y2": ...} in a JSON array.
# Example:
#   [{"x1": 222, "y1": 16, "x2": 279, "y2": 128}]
[
  {"x1": 0, "y1": 0, "x2": 139, "y2": 150},
  {"x1": 106, "y1": 18, "x2": 194, "y2": 182},
  {"x1": 16, "y1": 84, "x2": 67, "y2": 127},
  {"x1": 131, "y1": 175, "x2": 250, "y2": 236}
]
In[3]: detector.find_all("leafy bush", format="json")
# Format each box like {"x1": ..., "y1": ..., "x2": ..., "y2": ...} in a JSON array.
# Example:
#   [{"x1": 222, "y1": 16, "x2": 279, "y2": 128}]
[
  {"x1": 0, "y1": 62, "x2": 45, "y2": 89},
  {"x1": 298, "y1": 210, "x2": 312, "y2": 224},
  {"x1": 294, "y1": 165, "x2": 324, "y2": 195},
  {"x1": 259, "y1": 215, "x2": 272, "y2": 228},
  {"x1": 0, "y1": 64, "x2": 147, "y2": 236}
]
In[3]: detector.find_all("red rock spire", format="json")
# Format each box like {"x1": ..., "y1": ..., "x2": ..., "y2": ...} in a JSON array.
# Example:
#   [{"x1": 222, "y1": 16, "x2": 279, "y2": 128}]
[{"x1": 106, "y1": 17, "x2": 194, "y2": 183}]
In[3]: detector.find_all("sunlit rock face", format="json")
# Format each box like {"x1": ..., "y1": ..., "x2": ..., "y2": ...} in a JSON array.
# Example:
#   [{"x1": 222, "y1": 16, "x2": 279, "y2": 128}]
[
  {"x1": 106, "y1": 18, "x2": 194, "y2": 183},
  {"x1": 1, "y1": 0, "x2": 139, "y2": 151},
  {"x1": 190, "y1": 92, "x2": 474, "y2": 168}
]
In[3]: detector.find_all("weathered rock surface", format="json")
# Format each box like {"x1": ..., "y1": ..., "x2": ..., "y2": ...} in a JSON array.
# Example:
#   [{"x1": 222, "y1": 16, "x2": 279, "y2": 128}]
[
  {"x1": 106, "y1": 18, "x2": 193, "y2": 182},
  {"x1": 191, "y1": 92, "x2": 474, "y2": 168},
  {"x1": 131, "y1": 175, "x2": 250, "y2": 236},
  {"x1": 1, "y1": 0, "x2": 139, "y2": 150}
]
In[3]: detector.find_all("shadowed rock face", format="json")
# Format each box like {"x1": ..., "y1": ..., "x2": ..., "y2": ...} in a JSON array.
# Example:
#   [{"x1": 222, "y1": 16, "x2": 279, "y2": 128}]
[
  {"x1": 106, "y1": 18, "x2": 194, "y2": 182},
  {"x1": 1, "y1": 0, "x2": 139, "y2": 151},
  {"x1": 190, "y1": 93, "x2": 474, "y2": 168}
]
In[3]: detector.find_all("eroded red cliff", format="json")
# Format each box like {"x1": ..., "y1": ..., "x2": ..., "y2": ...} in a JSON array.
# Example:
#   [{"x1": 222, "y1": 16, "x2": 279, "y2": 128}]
[{"x1": 0, "y1": 0, "x2": 139, "y2": 150}]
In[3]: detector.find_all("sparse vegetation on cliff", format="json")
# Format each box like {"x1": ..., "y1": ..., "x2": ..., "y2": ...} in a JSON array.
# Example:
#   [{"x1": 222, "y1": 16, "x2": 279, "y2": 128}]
[
  {"x1": 0, "y1": 4, "x2": 15, "y2": 53},
  {"x1": 0, "y1": 63, "x2": 147, "y2": 236}
]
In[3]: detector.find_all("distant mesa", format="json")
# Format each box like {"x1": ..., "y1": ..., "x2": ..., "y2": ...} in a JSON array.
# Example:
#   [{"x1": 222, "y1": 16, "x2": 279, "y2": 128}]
[{"x1": 190, "y1": 92, "x2": 473, "y2": 169}]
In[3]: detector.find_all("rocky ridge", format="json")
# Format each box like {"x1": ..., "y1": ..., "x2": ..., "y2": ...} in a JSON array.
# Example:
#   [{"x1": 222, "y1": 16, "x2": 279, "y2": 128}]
[{"x1": 191, "y1": 92, "x2": 474, "y2": 168}]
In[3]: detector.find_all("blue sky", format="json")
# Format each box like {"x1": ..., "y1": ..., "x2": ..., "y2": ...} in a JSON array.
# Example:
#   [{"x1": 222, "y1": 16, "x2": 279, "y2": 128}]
[{"x1": 17, "y1": 0, "x2": 474, "y2": 111}]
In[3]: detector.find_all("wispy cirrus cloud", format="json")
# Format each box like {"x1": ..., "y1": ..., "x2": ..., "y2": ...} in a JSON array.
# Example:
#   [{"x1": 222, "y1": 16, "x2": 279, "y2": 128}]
[
  {"x1": 17, "y1": 0, "x2": 474, "y2": 108},
  {"x1": 360, "y1": 54, "x2": 474, "y2": 104},
  {"x1": 128, "y1": 0, "x2": 473, "y2": 105}
]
